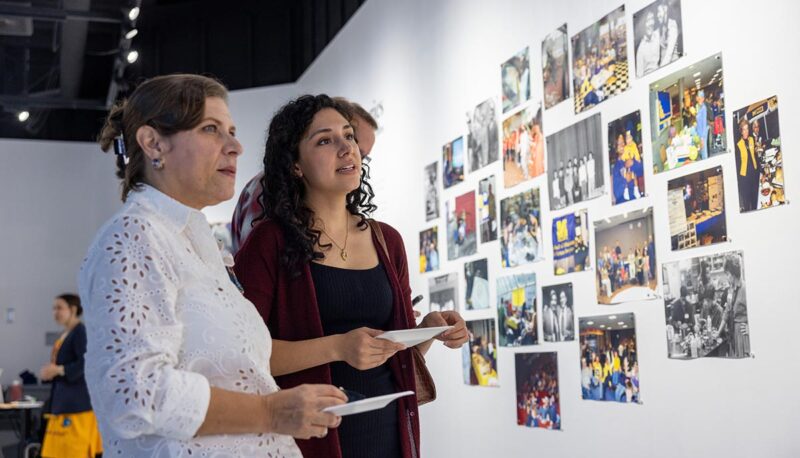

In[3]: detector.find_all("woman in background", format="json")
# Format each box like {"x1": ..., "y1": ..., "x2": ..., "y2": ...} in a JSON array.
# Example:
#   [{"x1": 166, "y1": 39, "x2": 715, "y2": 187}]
[{"x1": 39, "y1": 294, "x2": 102, "y2": 458}]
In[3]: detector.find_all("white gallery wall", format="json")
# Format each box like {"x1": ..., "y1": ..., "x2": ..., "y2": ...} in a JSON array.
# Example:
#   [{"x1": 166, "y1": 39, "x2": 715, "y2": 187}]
[
  {"x1": 223, "y1": 0, "x2": 800, "y2": 457},
  {"x1": 0, "y1": 139, "x2": 119, "y2": 386}
]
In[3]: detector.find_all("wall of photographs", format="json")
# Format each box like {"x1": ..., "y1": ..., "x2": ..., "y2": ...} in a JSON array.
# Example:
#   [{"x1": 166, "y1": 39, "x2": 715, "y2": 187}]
[{"x1": 224, "y1": 0, "x2": 800, "y2": 456}]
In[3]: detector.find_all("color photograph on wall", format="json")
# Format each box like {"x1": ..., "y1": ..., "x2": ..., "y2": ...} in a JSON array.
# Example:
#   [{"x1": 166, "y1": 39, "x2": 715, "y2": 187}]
[
  {"x1": 608, "y1": 111, "x2": 646, "y2": 205},
  {"x1": 464, "y1": 258, "x2": 490, "y2": 311},
  {"x1": 478, "y1": 175, "x2": 498, "y2": 243},
  {"x1": 515, "y1": 352, "x2": 561, "y2": 430},
  {"x1": 419, "y1": 226, "x2": 440, "y2": 273},
  {"x1": 633, "y1": 0, "x2": 684, "y2": 78},
  {"x1": 429, "y1": 272, "x2": 459, "y2": 313},
  {"x1": 547, "y1": 113, "x2": 604, "y2": 211},
  {"x1": 667, "y1": 166, "x2": 727, "y2": 251},
  {"x1": 463, "y1": 319, "x2": 499, "y2": 386},
  {"x1": 732, "y1": 95, "x2": 786, "y2": 212},
  {"x1": 571, "y1": 5, "x2": 629, "y2": 114},
  {"x1": 501, "y1": 47, "x2": 531, "y2": 114},
  {"x1": 650, "y1": 53, "x2": 726, "y2": 174},
  {"x1": 541, "y1": 283, "x2": 574, "y2": 342},
  {"x1": 500, "y1": 188, "x2": 543, "y2": 268},
  {"x1": 579, "y1": 313, "x2": 641, "y2": 403},
  {"x1": 446, "y1": 190, "x2": 478, "y2": 260},
  {"x1": 443, "y1": 136, "x2": 465, "y2": 189},
  {"x1": 594, "y1": 207, "x2": 658, "y2": 304},
  {"x1": 661, "y1": 250, "x2": 751, "y2": 359},
  {"x1": 424, "y1": 161, "x2": 440, "y2": 221},
  {"x1": 542, "y1": 23, "x2": 570, "y2": 109},
  {"x1": 552, "y1": 208, "x2": 590, "y2": 275},
  {"x1": 468, "y1": 98, "x2": 500, "y2": 172},
  {"x1": 502, "y1": 105, "x2": 545, "y2": 188},
  {"x1": 497, "y1": 273, "x2": 537, "y2": 347}
]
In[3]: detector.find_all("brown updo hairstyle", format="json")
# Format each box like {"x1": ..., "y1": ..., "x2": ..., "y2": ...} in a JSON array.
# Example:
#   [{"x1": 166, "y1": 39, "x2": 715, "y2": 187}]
[{"x1": 98, "y1": 74, "x2": 229, "y2": 201}]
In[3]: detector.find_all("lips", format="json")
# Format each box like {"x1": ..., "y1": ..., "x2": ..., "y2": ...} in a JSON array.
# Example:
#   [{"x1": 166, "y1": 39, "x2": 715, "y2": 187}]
[
  {"x1": 336, "y1": 164, "x2": 358, "y2": 174},
  {"x1": 218, "y1": 166, "x2": 237, "y2": 178}
]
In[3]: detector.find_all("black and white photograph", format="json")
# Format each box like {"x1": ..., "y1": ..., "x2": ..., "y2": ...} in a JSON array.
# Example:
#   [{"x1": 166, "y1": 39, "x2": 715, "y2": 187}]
[
  {"x1": 464, "y1": 258, "x2": 490, "y2": 311},
  {"x1": 424, "y1": 161, "x2": 440, "y2": 221},
  {"x1": 732, "y1": 95, "x2": 786, "y2": 212},
  {"x1": 571, "y1": 5, "x2": 629, "y2": 113},
  {"x1": 547, "y1": 113, "x2": 605, "y2": 210},
  {"x1": 501, "y1": 47, "x2": 531, "y2": 114},
  {"x1": 468, "y1": 98, "x2": 500, "y2": 172},
  {"x1": 500, "y1": 188, "x2": 543, "y2": 268},
  {"x1": 542, "y1": 24, "x2": 570, "y2": 110},
  {"x1": 541, "y1": 283, "x2": 575, "y2": 342},
  {"x1": 429, "y1": 272, "x2": 459, "y2": 313},
  {"x1": 662, "y1": 250, "x2": 751, "y2": 359},
  {"x1": 633, "y1": 0, "x2": 683, "y2": 78},
  {"x1": 497, "y1": 273, "x2": 537, "y2": 347},
  {"x1": 478, "y1": 175, "x2": 498, "y2": 243}
]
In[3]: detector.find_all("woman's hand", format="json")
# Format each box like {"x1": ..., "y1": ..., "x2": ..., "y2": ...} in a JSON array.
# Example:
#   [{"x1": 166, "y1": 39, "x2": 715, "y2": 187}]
[
  {"x1": 334, "y1": 327, "x2": 406, "y2": 370},
  {"x1": 418, "y1": 311, "x2": 469, "y2": 349},
  {"x1": 39, "y1": 363, "x2": 62, "y2": 382},
  {"x1": 263, "y1": 384, "x2": 347, "y2": 439}
]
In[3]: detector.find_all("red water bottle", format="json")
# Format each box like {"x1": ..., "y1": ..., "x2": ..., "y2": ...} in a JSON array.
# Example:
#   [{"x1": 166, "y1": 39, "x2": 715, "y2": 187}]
[{"x1": 7, "y1": 380, "x2": 22, "y2": 402}]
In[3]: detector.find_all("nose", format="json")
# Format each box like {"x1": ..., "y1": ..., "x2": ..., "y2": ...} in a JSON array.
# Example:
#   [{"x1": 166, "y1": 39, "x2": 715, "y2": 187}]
[
  {"x1": 336, "y1": 136, "x2": 355, "y2": 158},
  {"x1": 226, "y1": 134, "x2": 244, "y2": 157}
]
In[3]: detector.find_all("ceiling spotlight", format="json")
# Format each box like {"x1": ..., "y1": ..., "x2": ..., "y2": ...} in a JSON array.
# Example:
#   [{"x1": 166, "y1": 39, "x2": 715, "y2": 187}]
[
  {"x1": 618, "y1": 322, "x2": 625, "y2": 325},
  {"x1": 128, "y1": 7, "x2": 140, "y2": 21},
  {"x1": 693, "y1": 72, "x2": 701, "y2": 77},
  {"x1": 126, "y1": 50, "x2": 139, "y2": 64},
  {"x1": 587, "y1": 321, "x2": 594, "y2": 325},
  {"x1": 608, "y1": 315, "x2": 617, "y2": 320},
  {"x1": 17, "y1": 111, "x2": 30, "y2": 122},
  {"x1": 125, "y1": 28, "x2": 138, "y2": 40}
]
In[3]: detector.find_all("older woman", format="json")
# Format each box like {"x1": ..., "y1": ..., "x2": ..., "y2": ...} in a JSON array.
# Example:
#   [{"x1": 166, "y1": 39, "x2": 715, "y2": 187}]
[{"x1": 80, "y1": 74, "x2": 346, "y2": 457}]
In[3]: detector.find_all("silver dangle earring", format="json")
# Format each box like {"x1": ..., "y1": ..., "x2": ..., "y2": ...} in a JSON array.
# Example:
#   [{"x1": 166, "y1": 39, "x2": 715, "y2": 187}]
[{"x1": 152, "y1": 158, "x2": 164, "y2": 170}]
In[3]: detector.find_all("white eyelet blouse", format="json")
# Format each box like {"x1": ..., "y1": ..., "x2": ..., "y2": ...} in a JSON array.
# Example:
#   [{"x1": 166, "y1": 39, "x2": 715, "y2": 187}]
[{"x1": 79, "y1": 185, "x2": 302, "y2": 457}]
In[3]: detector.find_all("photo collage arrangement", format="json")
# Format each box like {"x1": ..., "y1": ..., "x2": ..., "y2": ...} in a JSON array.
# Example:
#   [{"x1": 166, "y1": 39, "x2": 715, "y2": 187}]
[{"x1": 418, "y1": 0, "x2": 785, "y2": 431}]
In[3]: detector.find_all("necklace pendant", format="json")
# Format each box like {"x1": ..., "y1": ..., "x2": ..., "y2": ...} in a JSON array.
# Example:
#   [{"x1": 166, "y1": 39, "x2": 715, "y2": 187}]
[{"x1": 341, "y1": 250, "x2": 348, "y2": 261}]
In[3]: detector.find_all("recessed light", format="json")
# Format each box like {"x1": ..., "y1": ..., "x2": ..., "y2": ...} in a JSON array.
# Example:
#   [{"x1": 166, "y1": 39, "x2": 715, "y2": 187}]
[
  {"x1": 587, "y1": 321, "x2": 594, "y2": 325},
  {"x1": 128, "y1": 7, "x2": 140, "y2": 21},
  {"x1": 608, "y1": 315, "x2": 617, "y2": 320},
  {"x1": 17, "y1": 111, "x2": 30, "y2": 122}
]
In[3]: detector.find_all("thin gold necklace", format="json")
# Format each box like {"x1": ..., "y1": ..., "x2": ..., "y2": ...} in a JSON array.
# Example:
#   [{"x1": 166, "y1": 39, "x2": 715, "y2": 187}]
[{"x1": 319, "y1": 221, "x2": 349, "y2": 261}]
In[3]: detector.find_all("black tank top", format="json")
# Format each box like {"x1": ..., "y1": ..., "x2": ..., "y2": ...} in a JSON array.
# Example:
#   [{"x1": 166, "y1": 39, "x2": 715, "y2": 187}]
[{"x1": 310, "y1": 261, "x2": 401, "y2": 458}]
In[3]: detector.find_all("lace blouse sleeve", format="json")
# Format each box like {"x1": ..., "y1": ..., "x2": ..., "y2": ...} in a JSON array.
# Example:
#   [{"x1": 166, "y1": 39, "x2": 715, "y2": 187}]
[{"x1": 79, "y1": 215, "x2": 211, "y2": 441}]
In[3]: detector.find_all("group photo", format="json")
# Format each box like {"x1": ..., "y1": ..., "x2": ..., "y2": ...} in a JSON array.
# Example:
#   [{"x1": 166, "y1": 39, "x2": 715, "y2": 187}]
[{"x1": 579, "y1": 313, "x2": 641, "y2": 403}]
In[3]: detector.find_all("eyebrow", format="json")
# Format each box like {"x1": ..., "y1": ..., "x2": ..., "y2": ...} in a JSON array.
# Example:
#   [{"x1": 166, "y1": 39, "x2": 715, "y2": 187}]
[{"x1": 306, "y1": 123, "x2": 353, "y2": 140}]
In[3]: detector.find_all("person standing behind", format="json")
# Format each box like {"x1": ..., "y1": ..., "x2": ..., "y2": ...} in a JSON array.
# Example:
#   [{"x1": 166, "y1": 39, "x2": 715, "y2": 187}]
[{"x1": 39, "y1": 294, "x2": 102, "y2": 458}]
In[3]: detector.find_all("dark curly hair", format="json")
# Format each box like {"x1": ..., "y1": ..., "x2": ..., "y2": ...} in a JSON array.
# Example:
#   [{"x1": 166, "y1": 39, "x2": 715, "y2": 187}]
[{"x1": 259, "y1": 94, "x2": 377, "y2": 274}]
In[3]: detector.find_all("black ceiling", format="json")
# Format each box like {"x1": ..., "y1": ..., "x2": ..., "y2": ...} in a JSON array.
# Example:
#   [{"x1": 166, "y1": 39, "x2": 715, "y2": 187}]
[{"x1": 0, "y1": 0, "x2": 365, "y2": 142}]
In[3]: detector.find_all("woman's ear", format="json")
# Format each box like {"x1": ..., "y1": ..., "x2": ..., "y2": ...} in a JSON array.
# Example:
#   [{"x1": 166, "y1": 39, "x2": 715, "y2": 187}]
[
  {"x1": 136, "y1": 125, "x2": 168, "y2": 161},
  {"x1": 293, "y1": 163, "x2": 304, "y2": 178}
]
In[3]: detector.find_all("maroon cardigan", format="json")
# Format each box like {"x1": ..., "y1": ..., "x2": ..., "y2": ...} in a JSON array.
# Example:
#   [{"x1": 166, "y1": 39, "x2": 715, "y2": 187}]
[{"x1": 234, "y1": 219, "x2": 421, "y2": 458}]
